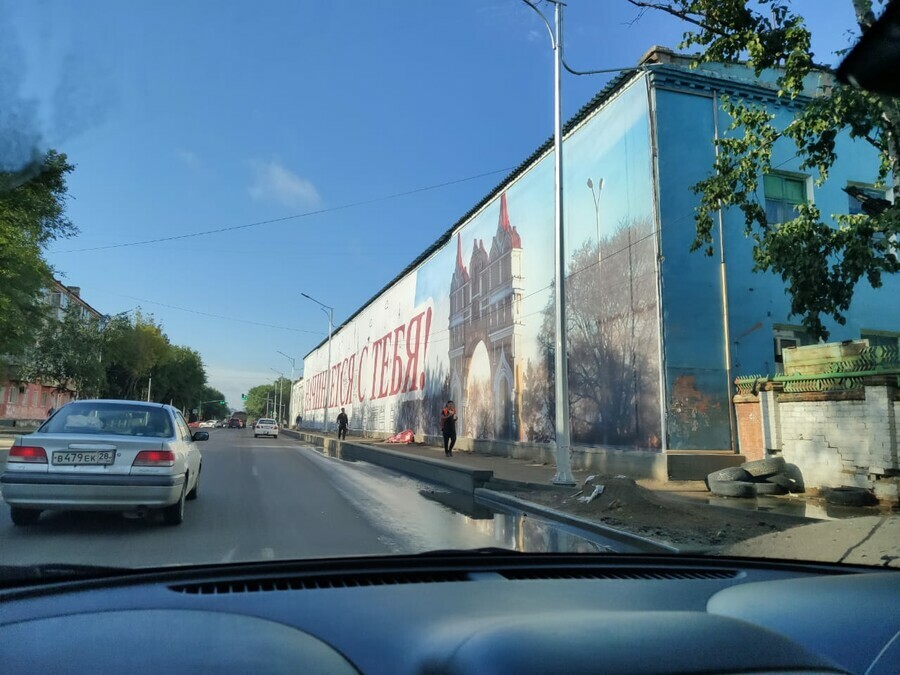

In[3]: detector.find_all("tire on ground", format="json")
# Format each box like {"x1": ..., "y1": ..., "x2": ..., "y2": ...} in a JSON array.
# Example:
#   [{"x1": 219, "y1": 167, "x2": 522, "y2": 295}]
[
  {"x1": 742, "y1": 456, "x2": 786, "y2": 479},
  {"x1": 755, "y1": 481, "x2": 789, "y2": 496},
  {"x1": 708, "y1": 479, "x2": 757, "y2": 498},
  {"x1": 708, "y1": 466, "x2": 752, "y2": 482},
  {"x1": 766, "y1": 472, "x2": 803, "y2": 493},
  {"x1": 822, "y1": 486, "x2": 877, "y2": 507},
  {"x1": 10, "y1": 507, "x2": 41, "y2": 526}
]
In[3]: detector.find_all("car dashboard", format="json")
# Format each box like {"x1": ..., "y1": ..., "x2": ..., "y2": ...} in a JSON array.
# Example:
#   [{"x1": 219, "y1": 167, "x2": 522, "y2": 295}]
[{"x1": 1, "y1": 553, "x2": 898, "y2": 674}]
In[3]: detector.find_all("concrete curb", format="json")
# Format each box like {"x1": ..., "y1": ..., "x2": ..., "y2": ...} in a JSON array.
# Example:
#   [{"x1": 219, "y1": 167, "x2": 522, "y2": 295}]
[
  {"x1": 281, "y1": 429, "x2": 493, "y2": 493},
  {"x1": 474, "y1": 488, "x2": 684, "y2": 554}
]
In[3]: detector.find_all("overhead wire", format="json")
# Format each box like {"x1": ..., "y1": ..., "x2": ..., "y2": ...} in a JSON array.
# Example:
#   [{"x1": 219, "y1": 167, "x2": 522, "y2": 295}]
[{"x1": 53, "y1": 166, "x2": 516, "y2": 254}]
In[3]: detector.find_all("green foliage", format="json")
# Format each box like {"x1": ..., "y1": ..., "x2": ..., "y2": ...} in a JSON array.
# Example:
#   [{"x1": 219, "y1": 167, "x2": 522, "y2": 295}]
[
  {"x1": 199, "y1": 386, "x2": 229, "y2": 420},
  {"x1": 0, "y1": 150, "x2": 76, "y2": 360},
  {"x1": 630, "y1": 0, "x2": 900, "y2": 338},
  {"x1": 153, "y1": 345, "x2": 206, "y2": 410},
  {"x1": 244, "y1": 377, "x2": 292, "y2": 420},
  {"x1": 21, "y1": 304, "x2": 105, "y2": 398},
  {"x1": 102, "y1": 313, "x2": 170, "y2": 399}
]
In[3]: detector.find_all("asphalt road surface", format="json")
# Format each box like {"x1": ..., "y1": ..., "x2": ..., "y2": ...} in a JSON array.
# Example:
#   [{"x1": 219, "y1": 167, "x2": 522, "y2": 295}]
[{"x1": 0, "y1": 429, "x2": 602, "y2": 569}]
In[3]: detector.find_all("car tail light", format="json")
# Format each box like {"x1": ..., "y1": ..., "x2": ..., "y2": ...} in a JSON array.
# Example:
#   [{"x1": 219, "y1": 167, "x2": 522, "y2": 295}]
[
  {"x1": 132, "y1": 450, "x2": 176, "y2": 467},
  {"x1": 8, "y1": 446, "x2": 48, "y2": 463}
]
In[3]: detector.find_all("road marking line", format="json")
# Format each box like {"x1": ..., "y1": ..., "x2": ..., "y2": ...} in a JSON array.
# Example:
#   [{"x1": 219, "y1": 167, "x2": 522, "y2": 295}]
[
  {"x1": 251, "y1": 465, "x2": 259, "y2": 477},
  {"x1": 221, "y1": 548, "x2": 237, "y2": 563},
  {"x1": 260, "y1": 547, "x2": 275, "y2": 559}
]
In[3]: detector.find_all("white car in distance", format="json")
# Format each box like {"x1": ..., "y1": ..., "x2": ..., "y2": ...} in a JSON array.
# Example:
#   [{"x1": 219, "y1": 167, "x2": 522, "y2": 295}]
[{"x1": 254, "y1": 418, "x2": 279, "y2": 439}]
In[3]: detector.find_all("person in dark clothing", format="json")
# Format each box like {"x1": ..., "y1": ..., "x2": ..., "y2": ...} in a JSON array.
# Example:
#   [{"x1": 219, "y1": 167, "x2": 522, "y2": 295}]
[
  {"x1": 336, "y1": 408, "x2": 349, "y2": 440},
  {"x1": 440, "y1": 400, "x2": 457, "y2": 457}
]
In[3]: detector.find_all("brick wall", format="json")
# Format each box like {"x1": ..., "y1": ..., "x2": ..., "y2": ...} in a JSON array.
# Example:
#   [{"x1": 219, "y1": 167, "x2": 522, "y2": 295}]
[
  {"x1": 779, "y1": 399, "x2": 868, "y2": 488},
  {"x1": 734, "y1": 397, "x2": 764, "y2": 461},
  {"x1": 733, "y1": 382, "x2": 899, "y2": 494},
  {"x1": 0, "y1": 382, "x2": 73, "y2": 422}
]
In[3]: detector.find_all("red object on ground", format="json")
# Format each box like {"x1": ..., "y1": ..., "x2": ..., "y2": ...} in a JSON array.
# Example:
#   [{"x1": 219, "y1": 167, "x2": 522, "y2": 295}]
[{"x1": 385, "y1": 429, "x2": 415, "y2": 444}]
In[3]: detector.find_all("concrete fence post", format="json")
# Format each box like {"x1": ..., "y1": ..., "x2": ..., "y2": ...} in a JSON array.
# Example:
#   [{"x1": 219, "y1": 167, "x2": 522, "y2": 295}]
[
  {"x1": 759, "y1": 388, "x2": 782, "y2": 455},
  {"x1": 864, "y1": 384, "x2": 898, "y2": 475}
]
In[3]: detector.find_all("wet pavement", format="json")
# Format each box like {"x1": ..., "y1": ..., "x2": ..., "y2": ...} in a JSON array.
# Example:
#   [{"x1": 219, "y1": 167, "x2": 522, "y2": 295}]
[{"x1": 664, "y1": 489, "x2": 889, "y2": 521}]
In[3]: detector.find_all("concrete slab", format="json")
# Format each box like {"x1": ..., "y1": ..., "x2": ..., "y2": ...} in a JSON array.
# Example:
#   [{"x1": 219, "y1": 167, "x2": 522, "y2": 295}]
[{"x1": 720, "y1": 516, "x2": 900, "y2": 568}]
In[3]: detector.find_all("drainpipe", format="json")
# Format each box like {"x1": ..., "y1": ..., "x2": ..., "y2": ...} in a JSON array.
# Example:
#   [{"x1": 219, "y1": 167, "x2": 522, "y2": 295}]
[
  {"x1": 713, "y1": 90, "x2": 738, "y2": 453},
  {"x1": 645, "y1": 76, "x2": 668, "y2": 452}
]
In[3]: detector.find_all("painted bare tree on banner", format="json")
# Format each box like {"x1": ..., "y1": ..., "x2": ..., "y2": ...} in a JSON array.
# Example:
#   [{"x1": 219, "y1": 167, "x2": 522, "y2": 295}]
[
  {"x1": 394, "y1": 363, "x2": 451, "y2": 436},
  {"x1": 536, "y1": 217, "x2": 662, "y2": 449}
]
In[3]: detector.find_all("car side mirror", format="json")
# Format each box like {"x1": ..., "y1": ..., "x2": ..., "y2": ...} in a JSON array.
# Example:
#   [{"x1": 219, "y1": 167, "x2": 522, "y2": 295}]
[{"x1": 192, "y1": 431, "x2": 209, "y2": 442}]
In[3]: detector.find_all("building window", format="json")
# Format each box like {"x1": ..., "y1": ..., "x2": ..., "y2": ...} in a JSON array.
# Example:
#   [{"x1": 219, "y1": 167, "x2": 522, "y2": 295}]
[
  {"x1": 848, "y1": 184, "x2": 888, "y2": 215},
  {"x1": 773, "y1": 326, "x2": 814, "y2": 374},
  {"x1": 764, "y1": 173, "x2": 808, "y2": 224},
  {"x1": 41, "y1": 391, "x2": 49, "y2": 407},
  {"x1": 8, "y1": 387, "x2": 18, "y2": 404},
  {"x1": 861, "y1": 330, "x2": 900, "y2": 350}
]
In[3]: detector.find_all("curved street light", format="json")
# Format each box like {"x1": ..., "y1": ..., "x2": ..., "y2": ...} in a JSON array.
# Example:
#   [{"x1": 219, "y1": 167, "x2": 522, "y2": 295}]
[{"x1": 301, "y1": 292, "x2": 334, "y2": 433}]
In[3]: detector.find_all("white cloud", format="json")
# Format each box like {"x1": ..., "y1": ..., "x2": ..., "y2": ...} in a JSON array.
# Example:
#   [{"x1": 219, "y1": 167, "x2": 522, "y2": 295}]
[
  {"x1": 248, "y1": 159, "x2": 321, "y2": 208},
  {"x1": 175, "y1": 149, "x2": 201, "y2": 170}
]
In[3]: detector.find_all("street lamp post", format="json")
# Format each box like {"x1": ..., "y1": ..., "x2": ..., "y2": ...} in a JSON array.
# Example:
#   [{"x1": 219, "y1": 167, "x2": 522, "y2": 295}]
[
  {"x1": 301, "y1": 293, "x2": 334, "y2": 433},
  {"x1": 269, "y1": 368, "x2": 283, "y2": 425},
  {"x1": 276, "y1": 350, "x2": 296, "y2": 424},
  {"x1": 521, "y1": 0, "x2": 575, "y2": 485}
]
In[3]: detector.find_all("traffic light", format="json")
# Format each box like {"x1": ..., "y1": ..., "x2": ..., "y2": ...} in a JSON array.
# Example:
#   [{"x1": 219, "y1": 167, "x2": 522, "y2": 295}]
[
  {"x1": 219, "y1": 400, "x2": 226, "y2": 405},
  {"x1": 241, "y1": 393, "x2": 247, "y2": 400}
]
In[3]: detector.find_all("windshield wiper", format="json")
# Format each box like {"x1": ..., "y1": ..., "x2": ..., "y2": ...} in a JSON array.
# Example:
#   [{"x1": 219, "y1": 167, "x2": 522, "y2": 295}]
[{"x1": 0, "y1": 563, "x2": 129, "y2": 585}]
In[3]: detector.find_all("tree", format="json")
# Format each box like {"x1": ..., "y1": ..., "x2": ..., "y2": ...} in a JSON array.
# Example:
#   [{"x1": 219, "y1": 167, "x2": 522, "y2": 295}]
[
  {"x1": 243, "y1": 378, "x2": 292, "y2": 420},
  {"x1": 245, "y1": 383, "x2": 275, "y2": 419},
  {"x1": 198, "y1": 386, "x2": 229, "y2": 420},
  {"x1": 102, "y1": 313, "x2": 170, "y2": 400},
  {"x1": 153, "y1": 345, "x2": 206, "y2": 410},
  {"x1": 0, "y1": 150, "x2": 76, "y2": 361},
  {"x1": 536, "y1": 220, "x2": 662, "y2": 447},
  {"x1": 629, "y1": 0, "x2": 899, "y2": 338},
  {"x1": 21, "y1": 304, "x2": 105, "y2": 399}
]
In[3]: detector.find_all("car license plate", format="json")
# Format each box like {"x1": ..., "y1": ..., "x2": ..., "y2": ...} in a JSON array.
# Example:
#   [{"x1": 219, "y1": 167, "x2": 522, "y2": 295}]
[{"x1": 53, "y1": 450, "x2": 116, "y2": 465}]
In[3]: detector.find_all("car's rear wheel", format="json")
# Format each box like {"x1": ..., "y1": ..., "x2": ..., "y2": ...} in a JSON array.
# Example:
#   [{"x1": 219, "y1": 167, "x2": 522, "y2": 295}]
[
  {"x1": 10, "y1": 507, "x2": 41, "y2": 527},
  {"x1": 186, "y1": 467, "x2": 200, "y2": 501},
  {"x1": 163, "y1": 479, "x2": 187, "y2": 525}
]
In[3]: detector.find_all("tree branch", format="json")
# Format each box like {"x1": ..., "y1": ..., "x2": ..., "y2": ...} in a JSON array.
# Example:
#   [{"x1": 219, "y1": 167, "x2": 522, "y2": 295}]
[{"x1": 626, "y1": 0, "x2": 728, "y2": 37}]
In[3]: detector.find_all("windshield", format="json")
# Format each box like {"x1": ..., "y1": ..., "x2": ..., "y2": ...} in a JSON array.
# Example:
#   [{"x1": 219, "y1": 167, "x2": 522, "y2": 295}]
[
  {"x1": 0, "y1": 0, "x2": 897, "y2": 573},
  {"x1": 39, "y1": 402, "x2": 174, "y2": 438}
]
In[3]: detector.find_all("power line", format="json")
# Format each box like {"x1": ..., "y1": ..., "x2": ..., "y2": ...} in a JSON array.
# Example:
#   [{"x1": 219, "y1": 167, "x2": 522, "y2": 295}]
[
  {"x1": 53, "y1": 166, "x2": 515, "y2": 254},
  {"x1": 109, "y1": 293, "x2": 325, "y2": 335}
]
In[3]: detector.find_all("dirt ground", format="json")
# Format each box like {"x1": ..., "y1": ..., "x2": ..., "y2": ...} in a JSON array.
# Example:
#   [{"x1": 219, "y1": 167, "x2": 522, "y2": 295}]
[{"x1": 505, "y1": 475, "x2": 821, "y2": 550}]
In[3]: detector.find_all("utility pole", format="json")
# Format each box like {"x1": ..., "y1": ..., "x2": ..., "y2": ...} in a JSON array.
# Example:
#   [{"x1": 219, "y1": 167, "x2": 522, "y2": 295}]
[
  {"x1": 301, "y1": 293, "x2": 334, "y2": 433},
  {"x1": 521, "y1": 0, "x2": 575, "y2": 485}
]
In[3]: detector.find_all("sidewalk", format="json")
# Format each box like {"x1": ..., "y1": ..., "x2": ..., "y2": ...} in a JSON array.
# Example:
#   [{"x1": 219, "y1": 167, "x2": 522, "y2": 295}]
[{"x1": 286, "y1": 429, "x2": 899, "y2": 565}]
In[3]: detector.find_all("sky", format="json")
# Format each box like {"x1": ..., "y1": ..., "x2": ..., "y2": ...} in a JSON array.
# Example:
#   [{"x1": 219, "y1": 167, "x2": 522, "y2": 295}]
[{"x1": 1, "y1": 0, "x2": 860, "y2": 409}]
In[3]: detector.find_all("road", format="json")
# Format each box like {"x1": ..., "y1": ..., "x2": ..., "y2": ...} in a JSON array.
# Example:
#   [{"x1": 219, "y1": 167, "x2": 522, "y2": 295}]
[{"x1": 0, "y1": 429, "x2": 602, "y2": 569}]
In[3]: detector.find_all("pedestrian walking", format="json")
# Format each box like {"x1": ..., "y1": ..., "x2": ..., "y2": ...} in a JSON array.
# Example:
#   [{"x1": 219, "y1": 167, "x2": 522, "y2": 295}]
[
  {"x1": 440, "y1": 400, "x2": 457, "y2": 457},
  {"x1": 337, "y1": 408, "x2": 349, "y2": 440},
  {"x1": 295, "y1": 414, "x2": 302, "y2": 430}
]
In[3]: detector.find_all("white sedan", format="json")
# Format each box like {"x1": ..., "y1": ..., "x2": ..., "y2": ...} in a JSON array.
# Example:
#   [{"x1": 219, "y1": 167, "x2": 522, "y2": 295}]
[
  {"x1": 254, "y1": 418, "x2": 279, "y2": 438},
  {"x1": 199, "y1": 420, "x2": 217, "y2": 428},
  {"x1": 1, "y1": 399, "x2": 205, "y2": 526}
]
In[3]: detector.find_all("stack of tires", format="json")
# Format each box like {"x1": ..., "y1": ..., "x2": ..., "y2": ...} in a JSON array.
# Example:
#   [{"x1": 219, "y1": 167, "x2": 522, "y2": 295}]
[{"x1": 707, "y1": 456, "x2": 804, "y2": 498}]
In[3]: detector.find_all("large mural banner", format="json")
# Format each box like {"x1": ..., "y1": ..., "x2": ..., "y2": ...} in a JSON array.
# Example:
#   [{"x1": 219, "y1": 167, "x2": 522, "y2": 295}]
[{"x1": 304, "y1": 78, "x2": 663, "y2": 450}]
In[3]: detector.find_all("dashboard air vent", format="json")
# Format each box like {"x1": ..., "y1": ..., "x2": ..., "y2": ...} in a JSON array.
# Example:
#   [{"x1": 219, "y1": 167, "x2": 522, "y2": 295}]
[
  {"x1": 499, "y1": 568, "x2": 739, "y2": 581},
  {"x1": 170, "y1": 571, "x2": 470, "y2": 594}
]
